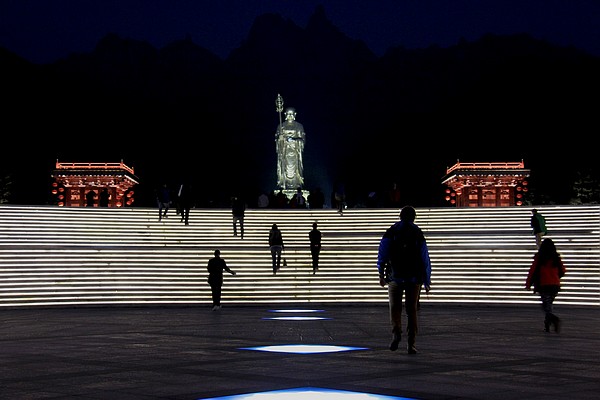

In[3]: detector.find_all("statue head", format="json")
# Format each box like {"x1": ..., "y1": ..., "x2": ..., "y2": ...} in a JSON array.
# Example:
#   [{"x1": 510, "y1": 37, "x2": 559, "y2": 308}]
[{"x1": 284, "y1": 107, "x2": 296, "y2": 120}]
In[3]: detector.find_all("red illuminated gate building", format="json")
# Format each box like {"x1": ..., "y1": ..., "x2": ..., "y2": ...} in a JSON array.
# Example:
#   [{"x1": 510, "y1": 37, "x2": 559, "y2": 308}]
[
  {"x1": 51, "y1": 160, "x2": 139, "y2": 207},
  {"x1": 441, "y1": 161, "x2": 530, "y2": 207}
]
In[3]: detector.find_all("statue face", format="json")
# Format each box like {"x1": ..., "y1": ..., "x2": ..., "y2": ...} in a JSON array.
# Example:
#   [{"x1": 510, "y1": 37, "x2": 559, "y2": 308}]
[{"x1": 284, "y1": 108, "x2": 296, "y2": 120}]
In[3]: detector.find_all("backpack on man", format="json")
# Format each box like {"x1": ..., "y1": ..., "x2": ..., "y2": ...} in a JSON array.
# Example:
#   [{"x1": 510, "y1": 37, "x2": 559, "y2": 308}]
[{"x1": 384, "y1": 224, "x2": 425, "y2": 282}]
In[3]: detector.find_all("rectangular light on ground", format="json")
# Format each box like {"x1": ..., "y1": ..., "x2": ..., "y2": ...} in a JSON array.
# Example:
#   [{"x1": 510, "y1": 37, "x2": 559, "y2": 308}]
[
  {"x1": 198, "y1": 386, "x2": 414, "y2": 399},
  {"x1": 240, "y1": 345, "x2": 367, "y2": 354}
]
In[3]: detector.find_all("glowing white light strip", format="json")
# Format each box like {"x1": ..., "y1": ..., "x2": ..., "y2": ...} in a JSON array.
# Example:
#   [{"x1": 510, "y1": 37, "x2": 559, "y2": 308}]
[
  {"x1": 240, "y1": 345, "x2": 367, "y2": 354},
  {"x1": 263, "y1": 316, "x2": 330, "y2": 321}
]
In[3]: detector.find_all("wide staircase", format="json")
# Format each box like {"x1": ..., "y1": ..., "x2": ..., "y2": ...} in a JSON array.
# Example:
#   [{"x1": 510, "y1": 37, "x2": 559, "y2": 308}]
[{"x1": 0, "y1": 204, "x2": 598, "y2": 308}]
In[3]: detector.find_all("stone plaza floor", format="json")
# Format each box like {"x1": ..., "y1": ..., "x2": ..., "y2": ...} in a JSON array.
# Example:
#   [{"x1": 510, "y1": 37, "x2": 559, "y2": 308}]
[{"x1": 1, "y1": 303, "x2": 599, "y2": 399}]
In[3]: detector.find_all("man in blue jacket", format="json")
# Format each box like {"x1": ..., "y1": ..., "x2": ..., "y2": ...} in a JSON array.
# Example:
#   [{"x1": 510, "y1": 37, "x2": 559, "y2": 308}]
[{"x1": 377, "y1": 206, "x2": 431, "y2": 354}]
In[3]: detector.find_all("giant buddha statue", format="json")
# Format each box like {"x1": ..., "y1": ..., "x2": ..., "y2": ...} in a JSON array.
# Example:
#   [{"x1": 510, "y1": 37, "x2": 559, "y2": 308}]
[{"x1": 275, "y1": 107, "x2": 305, "y2": 190}]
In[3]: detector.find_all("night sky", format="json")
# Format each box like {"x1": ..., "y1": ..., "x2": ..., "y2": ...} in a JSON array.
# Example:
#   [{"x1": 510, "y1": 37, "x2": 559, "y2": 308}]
[
  {"x1": 2, "y1": 0, "x2": 600, "y2": 64},
  {"x1": 1, "y1": 1, "x2": 599, "y2": 207}
]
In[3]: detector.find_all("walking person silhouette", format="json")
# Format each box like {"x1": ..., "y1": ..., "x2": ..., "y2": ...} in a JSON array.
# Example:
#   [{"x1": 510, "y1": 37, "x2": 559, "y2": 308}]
[
  {"x1": 207, "y1": 249, "x2": 236, "y2": 311},
  {"x1": 309, "y1": 222, "x2": 322, "y2": 274},
  {"x1": 268, "y1": 224, "x2": 284, "y2": 275}
]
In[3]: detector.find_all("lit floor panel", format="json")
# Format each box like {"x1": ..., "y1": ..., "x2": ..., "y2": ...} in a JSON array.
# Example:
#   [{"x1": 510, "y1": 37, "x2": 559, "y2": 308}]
[
  {"x1": 198, "y1": 387, "x2": 413, "y2": 399},
  {"x1": 240, "y1": 344, "x2": 367, "y2": 354},
  {"x1": 264, "y1": 308, "x2": 329, "y2": 320},
  {"x1": 262, "y1": 316, "x2": 330, "y2": 321}
]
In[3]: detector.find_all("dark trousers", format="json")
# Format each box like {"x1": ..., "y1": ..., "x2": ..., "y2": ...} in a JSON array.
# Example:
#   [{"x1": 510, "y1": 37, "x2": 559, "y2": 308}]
[
  {"x1": 209, "y1": 281, "x2": 223, "y2": 306},
  {"x1": 233, "y1": 216, "x2": 244, "y2": 237},
  {"x1": 539, "y1": 286, "x2": 559, "y2": 326},
  {"x1": 310, "y1": 245, "x2": 321, "y2": 271},
  {"x1": 388, "y1": 281, "x2": 421, "y2": 347},
  {"x1": 181, "y1": 207, "x2": 190, "y2": 225},
  {"x1": 158, "y1": 202, "x2": 169, "y2": 219},
  {"x1": 270, "y1": 245, "x2": 282, "y2": 273}
]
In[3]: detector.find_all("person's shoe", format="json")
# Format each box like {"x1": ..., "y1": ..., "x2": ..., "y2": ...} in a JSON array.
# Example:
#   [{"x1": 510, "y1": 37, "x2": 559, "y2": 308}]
[
  {"x1": 212, "y1": 305, "x2": 219, "y2": 311},
  {"x1": 553, "y1": 316, "x2": 561, "y2": 333},
  {"x1": 389, "y1": 332, "x2": 401, "y2": 351},
  {"x1": 544, "y1": 320, "x2": 550, "y2": 332},
  {"x1": 407, "y1": 345, "x2": 418, "y2": 354}
]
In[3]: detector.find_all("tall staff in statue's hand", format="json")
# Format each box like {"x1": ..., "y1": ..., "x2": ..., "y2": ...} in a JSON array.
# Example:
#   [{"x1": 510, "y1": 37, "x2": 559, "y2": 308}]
[
  {"x1": 275, "y1": 93, "x2": 284, "y2": 128},
  {"x1": 275, "y1": 93, "x2": 285, "y2": 189}
]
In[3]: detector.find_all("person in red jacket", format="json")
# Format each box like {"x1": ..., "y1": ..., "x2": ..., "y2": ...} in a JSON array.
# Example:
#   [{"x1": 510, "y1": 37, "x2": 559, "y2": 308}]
[{"x1": 525, "y1": 238, "x2": 566, "y2": 333}]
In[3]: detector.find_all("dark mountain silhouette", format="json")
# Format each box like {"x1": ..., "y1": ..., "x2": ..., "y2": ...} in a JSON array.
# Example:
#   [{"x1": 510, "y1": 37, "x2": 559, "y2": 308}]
[{"x1": 2, "y1": 6, "x2": 598, "y2": 207}]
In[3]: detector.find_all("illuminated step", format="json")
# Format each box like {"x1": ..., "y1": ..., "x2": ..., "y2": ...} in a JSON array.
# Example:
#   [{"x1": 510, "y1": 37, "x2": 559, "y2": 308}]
[{"x1": 0, "y1": 205, "x2": 597, "y2": 307}]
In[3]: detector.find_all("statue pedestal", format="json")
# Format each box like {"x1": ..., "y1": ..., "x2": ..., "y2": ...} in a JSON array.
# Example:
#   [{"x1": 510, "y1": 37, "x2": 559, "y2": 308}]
[{"x1": 274, "y1": 189, "x2": 309, "y2": 200}]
